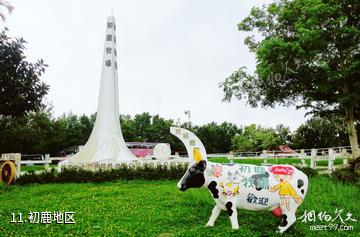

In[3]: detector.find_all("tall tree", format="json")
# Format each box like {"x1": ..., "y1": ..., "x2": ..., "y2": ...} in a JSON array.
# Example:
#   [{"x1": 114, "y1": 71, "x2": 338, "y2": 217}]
[
  {"x1": 0, "y1": 30, "x2": 49, "y2": 116},
  {"x1": 194, "y1": 122, "x2": 240, "y2": 153},
  {"x1": 231, "y1": 124, "x2": 279, "y2": 152},
  {"x1": 0, "y1": 0, "x2": 13, "y2": 22},
  {"x1": 291, "y1": 117, "x2": 348, "y2": 149},
  {"x1": 275, "y1": 124, "x2": 292, "y2": 145},
  {"x1": 220, "y1": 0, "x2": 360, "y2": 158}
]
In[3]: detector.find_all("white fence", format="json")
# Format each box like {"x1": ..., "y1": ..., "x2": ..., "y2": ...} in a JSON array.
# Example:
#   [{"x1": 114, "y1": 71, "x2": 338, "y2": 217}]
[
  {"x1": 17, "y1": 154, "x2": 66, "y2": 175},
  {"x1": 216, "y1": 145, "x2": 358, "y2": 158},
  {"x1": 208, "y1": 146, "x2": 354, "y2": 173}
]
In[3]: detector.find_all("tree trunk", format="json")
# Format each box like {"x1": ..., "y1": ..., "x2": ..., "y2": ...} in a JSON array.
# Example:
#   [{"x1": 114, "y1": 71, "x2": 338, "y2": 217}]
[{"x1": 345, "y1": 106, "x2": 360, "y2": 159}]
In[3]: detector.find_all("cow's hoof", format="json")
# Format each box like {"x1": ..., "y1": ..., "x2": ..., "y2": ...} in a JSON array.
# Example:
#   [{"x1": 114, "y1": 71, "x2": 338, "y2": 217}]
[
  {"x1": 276, "y1": 228, "x2": 285, "y2": 234},
  {"x1": 205, "y1": 223, "x2": 214, "y2": 227},
  {"x1": 231, "y1": 226, "x2": 239, "y2": 230}
]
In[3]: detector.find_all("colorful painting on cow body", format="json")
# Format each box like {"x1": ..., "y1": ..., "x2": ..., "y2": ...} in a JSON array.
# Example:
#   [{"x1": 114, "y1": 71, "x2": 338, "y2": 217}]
[
  {"x1": 211, "y1": 164, "x2": 223, "y2": 178},
  {"x1": 268, "y1": 165, "x2": 303, "y2": 211},
  {"x1": 205, "y1": 164, "x2": 273, "y2": 204},
  {"x1": 219, "y1": 180, "x2": 240, "y2": 197},
  {"x1": 227, "y1": 170, "x2": 244, "y2": 184},
  {"x1": 223, "y1": 165, "x2": 270, "y2": 191},
  {"x1": 205, "y1": 164, "x2": 305, "y2": 207}
]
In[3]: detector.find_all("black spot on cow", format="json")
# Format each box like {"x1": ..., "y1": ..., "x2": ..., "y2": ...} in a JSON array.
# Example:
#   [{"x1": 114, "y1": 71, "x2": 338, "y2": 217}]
[
  {"x1": 297, "y1": 179, "x2": 304, "y2": 189},
  {"x1": 207, "y1": 181, "x2": 219, "y2": 199},
  {"x1": 225, "y1": 202, "x2": 233, "y2": 216},
  {"x1": 251, "y1": 172, "x2": 270, "y2": 191},
  {"x1": 280, "y1": 214, "x2": 288, "y2": 227},
  {"x1": 301, "y1": 189, "x2": 304, "y2": 194}
]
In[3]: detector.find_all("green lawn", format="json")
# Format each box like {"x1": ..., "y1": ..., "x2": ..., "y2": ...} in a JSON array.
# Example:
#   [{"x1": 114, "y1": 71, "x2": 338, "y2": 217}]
[
  {"x1": 20, "y1": 164, "x2": 58, "y2": 172},
  {"x1": 0, "y1": 176, "x2": 359, "y2": 236}
]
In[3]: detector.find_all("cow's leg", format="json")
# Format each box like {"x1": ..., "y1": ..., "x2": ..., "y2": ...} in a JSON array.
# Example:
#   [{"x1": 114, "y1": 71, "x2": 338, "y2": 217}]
[
  {"x1": 205, "y1": 205, "x2": 221, "y2": 227},
  {"x1": 225, "y1": 201, "x2": 239, "y2": 230},
  {"x1": 277, "y1": 211, "x2": 297, "y2": 233}
]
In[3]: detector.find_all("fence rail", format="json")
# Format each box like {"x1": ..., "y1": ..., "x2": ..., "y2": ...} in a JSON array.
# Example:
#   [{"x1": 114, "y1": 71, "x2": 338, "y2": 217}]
[
  {"x1": 213, "y1": 146, "x2": 355, "y2": 173},
  {"x1": 222, "y1": 145, "x2": 359, "y2": 158}
]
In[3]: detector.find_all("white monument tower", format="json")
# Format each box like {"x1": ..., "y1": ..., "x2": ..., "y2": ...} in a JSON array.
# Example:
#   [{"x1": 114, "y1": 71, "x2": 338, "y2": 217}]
[{"x1": 63, "y1": 16, "x2": 136, "y2": 164}]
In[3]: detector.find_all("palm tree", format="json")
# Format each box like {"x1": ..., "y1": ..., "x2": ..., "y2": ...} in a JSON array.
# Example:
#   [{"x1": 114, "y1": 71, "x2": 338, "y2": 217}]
[{"x1": 0, "y1": 0, "x2": 13, "y2": 22}]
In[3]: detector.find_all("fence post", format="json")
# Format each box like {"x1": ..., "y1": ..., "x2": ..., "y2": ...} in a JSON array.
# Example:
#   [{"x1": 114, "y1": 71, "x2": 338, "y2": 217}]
[
  {"x1": 341, "y1": 148, "x2": 348, "y2": 165},
  {"x1": 300, "y1": 149, "x2": 305, "y2": 156},
  {"x1": 262, "y1": 150, "x2": 268, "y2": 165},
  {"x1": 228, "y1": 151, "x2": 234, "y2": 164},
  {"x1": 328, "y1": 148, "x2": 335, "y2": 172},
  {"x1": 310, "y1": 149, "x2": 317, "y2": 169},
  {"x1": 300, "y1": 149, "x2": 306, "y2": 167},
  {"x1": 14, "y1": 153, "x2": 21, "y2": 177},
  {"x1": 44, "y1": 154, "x2": 50, "y2": 170}
]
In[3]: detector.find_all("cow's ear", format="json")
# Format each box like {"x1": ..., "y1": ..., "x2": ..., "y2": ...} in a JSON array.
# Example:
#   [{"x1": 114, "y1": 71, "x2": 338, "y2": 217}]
[
  {"x1": 193, "y1": 147, "x2": 202, "y2": 163},
  {"x1": 198, "y1": 160, "x2": 206, "y2": 171}
]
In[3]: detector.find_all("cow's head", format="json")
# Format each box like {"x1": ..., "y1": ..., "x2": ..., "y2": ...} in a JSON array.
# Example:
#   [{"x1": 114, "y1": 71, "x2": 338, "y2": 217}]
[{"x1": 177, "y1": 148, "x2": 207, "y2": 191}]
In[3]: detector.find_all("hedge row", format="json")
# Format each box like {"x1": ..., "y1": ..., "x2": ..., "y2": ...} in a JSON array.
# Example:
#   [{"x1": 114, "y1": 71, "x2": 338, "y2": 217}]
[
  {"x1": 15, "y1": 165, "x2": 188, "y2": 185},
  {"x1": 14, "y1": 163, "x2": 321, "y2": 185}
]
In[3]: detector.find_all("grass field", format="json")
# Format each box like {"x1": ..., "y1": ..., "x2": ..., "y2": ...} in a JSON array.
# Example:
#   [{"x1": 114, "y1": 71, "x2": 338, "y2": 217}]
[
  {"x1": 21, "y1": 164, "x2": 58, "y2": 172},
  {"x1": 0, "y1": 176, "x2": 359, "y2": 236}
]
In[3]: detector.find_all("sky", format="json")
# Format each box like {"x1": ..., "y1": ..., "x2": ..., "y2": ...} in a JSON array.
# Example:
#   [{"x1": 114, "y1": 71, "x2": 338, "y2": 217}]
[{"x1": 3, "y1": 0, "x2": 309, "y2": 130}]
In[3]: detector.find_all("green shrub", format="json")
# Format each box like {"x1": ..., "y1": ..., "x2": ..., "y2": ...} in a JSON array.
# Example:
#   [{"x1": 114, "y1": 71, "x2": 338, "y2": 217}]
[
  {"x1": 332, "y1": 169, "x2": 359, "y2": 183},
  {"x1": 15, "y1": 165, "x2": 188, "y2": 185},
  {"x1": 349, "y1": 157, "x2": 360, "y2": 175},
  {"x1": 295, "y1": 166, "x2": 317, "y2": 178},
  {"x1": 332, "y1": 157, "x2": 360, "y2": 185}
]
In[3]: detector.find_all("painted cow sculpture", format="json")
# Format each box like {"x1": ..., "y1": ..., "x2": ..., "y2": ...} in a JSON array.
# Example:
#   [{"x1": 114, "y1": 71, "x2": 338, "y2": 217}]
[{"x1": 177, "y1": 148, "x2": 309, "y2": 233}]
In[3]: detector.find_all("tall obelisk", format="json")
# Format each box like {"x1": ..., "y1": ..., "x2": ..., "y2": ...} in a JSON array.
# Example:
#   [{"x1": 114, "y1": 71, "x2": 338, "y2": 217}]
[{"x1": 63, "y1": 16, "x2": 136, "y2": 164}]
